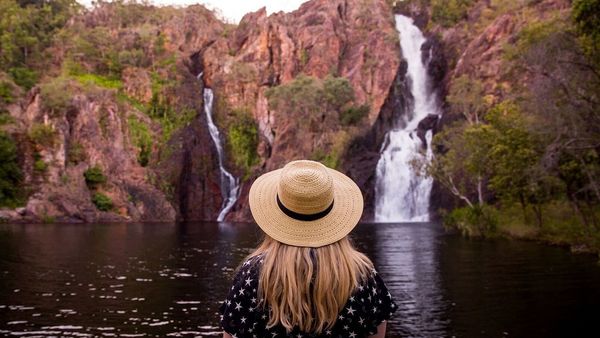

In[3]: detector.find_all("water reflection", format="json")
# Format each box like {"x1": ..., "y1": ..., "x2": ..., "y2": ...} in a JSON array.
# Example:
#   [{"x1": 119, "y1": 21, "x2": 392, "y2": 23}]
[
  {"x1": 360, "y1": 223, "x2": 449, "y2": 335},
  {"x1": 1, "y1": 222, "x2": 600, "y2": 337}
]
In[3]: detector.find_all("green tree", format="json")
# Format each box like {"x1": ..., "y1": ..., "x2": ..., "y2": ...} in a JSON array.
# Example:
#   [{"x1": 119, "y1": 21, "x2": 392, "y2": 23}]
[
  {"x1": 0, "y1": 131, "x2": 24, "y2": 207},
  {"x1": 0, "y1": 0, "x2": 80, "y2": 87}
]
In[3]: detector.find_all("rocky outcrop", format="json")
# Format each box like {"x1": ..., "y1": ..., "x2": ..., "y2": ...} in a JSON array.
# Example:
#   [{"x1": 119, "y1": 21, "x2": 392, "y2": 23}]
[
  {"x1": 1, "y1": 3, "x2": 227, "y2": 223},
  {"x1": 2, "y1": 86, "x2": 176, "y2": 223},
  {"x1": 200, "y1": 0, "x2": 401, "y2": 221}
]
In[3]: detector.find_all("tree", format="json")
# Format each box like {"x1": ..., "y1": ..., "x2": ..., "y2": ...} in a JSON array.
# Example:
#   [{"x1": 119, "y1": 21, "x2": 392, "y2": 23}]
[{"x1": 0, "y1": 131, "x2": 23, "y2": 207}]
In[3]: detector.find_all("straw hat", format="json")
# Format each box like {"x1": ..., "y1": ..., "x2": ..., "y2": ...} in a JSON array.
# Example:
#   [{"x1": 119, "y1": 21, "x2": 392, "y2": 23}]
[{"x1": 249, "y1": 160, "x2": 363, "y2": 247}]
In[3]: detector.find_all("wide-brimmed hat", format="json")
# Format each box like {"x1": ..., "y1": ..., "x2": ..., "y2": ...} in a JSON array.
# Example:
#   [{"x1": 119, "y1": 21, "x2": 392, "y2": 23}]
[{"x1": 249, "y1": 160, "x2": 363, "y2": 247}]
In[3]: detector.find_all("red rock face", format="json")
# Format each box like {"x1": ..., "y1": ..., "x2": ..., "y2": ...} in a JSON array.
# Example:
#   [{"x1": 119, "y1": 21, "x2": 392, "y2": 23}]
[{"x1": 201, "y1": 0, "x2": 401, "y2": 221}]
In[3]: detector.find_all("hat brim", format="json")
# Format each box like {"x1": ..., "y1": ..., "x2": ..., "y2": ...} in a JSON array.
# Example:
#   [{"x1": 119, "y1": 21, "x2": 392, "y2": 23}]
[{"x1": 249, "y1": 167, "x2": 364, "y2": 247}]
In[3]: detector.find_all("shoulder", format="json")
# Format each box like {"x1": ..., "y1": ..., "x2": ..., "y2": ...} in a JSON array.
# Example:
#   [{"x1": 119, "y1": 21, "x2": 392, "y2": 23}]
[
  {"x1": 219, "y1": 255, "x2": 264, "y2": 336},
  {"x1": 351, "y1": 267, "x2": 398, "y2": 334}
]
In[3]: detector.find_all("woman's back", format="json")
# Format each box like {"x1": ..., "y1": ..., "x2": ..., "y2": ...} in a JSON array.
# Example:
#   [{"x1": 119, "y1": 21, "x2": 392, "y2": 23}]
[
  {"x1": 219, "y1": 160, "x2": 397, "y2": 337},
  {"x1": 220, "y1": 254, "x2": 397, "y2": 338}
]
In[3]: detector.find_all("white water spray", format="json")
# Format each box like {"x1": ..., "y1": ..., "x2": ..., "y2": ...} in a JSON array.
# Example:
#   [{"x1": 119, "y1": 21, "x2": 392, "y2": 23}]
[
  {"x1": 198, "y1": 74, "x2": 240, "y2": 221},
  {"x1": 374, "y1": 15, "x2": 440, "y2": 222}
]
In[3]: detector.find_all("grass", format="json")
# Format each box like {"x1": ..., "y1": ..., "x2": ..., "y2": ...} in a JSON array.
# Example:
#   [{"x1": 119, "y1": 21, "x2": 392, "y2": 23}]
[
  {"x1": 73, "y1": 73, "x2": 123, "y2": 89},
  {"x1": 448, "y1": 201, "x2": 600, "y2": 255}
]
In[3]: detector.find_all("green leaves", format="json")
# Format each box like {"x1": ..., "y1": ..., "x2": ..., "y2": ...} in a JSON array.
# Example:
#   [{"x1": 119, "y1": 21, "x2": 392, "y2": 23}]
[
  {"x1": 227, "y1": 110, "x2": 259, "y2": 177},
  {"x1": 265, "y1": 74, "x2": 367, "y2": 129},
  {"x1": 0, "y1": 131, "x2": 24, "y2": 208}
]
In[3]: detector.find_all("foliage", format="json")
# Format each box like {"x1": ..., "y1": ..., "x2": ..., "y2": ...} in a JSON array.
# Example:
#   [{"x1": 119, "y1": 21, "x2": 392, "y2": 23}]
[
  {"x1": 67, "y1": 141, "x2": 87, "y2": 165},
  {"x1": 0, "y1": 131, "x2": 24, "y2": 207},
  {"x1": 431, "y1": 0, "x2": 474, "y2": 27},
  {"x1": 8, "y1": 67, "x2": 37, "y2": 89},
  {"x1": 226, "y1": 109, "x2": 259, "y2": 176},
  {"x1": 92, "y1": 191, "x2": 113, "y2": 211},
  {"x1": 322, "y1": 76, "x2": 355, "y2": 111},
  {"x1": 0, "y1": 80, "x2": 15, "y2": 105},
  {"x1": 572, "y1": 0, "x2": 600, "y2": 66},
  {"x1": 127, "y1": 115, "x2": 153, "y2": 166},
  {"x1": 83, "y1": 165, "x2": 107, "y2": 188},
  {"x1": 265, "y1": 75, "x2": 358, "y2": 130},
  {"x1": 0, "y1": 111, "x2": 14, "y2": 125},
  {"x1": 443, "y1": 204, "x2": 498, "y2": 237},
  {"x1": 447, "y1": 75, "x2": 489, "y2": 125},
  {"x1": 39, "y1": 76, "x2": 76, "y2": 115},
  {"x1": 310, "y1": 130, "x2": 350, "y2": 170},
  {"x1": 340, "y1": 104, "x2": 369, "y2": 126},
  {"x1": 266, "y1": 75, "x2": 324, "y2": 117},
  {"x1": 28, "y1": 123, "x2": 58, "y2": 147},
  {"x1": 0, "y1": 0, "x2": 80, "y2": 87},
  {"x1": 33, "y1": 158, "x2": 47, "y2": 172}
]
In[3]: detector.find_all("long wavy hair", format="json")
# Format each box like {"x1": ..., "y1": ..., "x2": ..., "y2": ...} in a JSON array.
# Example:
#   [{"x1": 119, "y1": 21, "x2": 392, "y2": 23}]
[{"x1": 241, "y1": 234, "x2": 374, "y2": 333}]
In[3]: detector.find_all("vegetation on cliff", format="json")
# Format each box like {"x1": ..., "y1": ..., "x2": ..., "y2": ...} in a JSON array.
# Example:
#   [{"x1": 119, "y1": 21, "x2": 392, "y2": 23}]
[{"x1": 413, "y1": 0, "x2": 600, "y2": 254}]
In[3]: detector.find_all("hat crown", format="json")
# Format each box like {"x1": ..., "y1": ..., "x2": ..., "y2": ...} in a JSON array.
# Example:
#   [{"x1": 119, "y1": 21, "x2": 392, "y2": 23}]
[{"x1": 277, "y1": 160, "x2": 334, "y2": 215}]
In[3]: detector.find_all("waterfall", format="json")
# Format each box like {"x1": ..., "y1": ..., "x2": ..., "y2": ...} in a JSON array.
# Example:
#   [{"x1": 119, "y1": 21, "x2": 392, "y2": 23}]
[
  {"x1": 198, "y1": 74, "x2": 240, "y2": 221},
  {"x1": 374, "y1": 15, "x2": 440, "y2": 222}
]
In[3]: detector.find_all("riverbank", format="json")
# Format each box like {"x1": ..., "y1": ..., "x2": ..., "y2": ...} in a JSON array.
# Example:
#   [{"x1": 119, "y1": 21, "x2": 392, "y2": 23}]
[{"x1": 442, "y1": 201, "x2": 600, "y2": 258}]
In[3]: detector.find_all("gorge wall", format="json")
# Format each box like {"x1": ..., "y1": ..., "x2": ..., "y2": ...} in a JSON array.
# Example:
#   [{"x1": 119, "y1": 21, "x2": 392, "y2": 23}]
[{"x1": 0, "y1": 0, "x2": 572, "y2": 223}]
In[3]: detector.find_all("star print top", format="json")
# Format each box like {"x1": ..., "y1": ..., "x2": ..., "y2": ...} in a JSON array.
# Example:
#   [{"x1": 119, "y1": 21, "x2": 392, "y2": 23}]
[{"x1": 219, "y1": 255, "x2": 397, "y2": 338}]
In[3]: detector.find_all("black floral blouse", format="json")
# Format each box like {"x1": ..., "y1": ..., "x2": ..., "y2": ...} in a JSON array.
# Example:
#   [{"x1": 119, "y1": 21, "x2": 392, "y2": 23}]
[{"x1": 219, "y1": 255, "x2": 397, "y2": 338}]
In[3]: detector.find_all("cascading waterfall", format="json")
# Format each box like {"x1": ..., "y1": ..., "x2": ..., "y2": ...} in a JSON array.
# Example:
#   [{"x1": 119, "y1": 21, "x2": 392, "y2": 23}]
[
  {"x1": 374, "y1": 15, "x2": 440, "y2": 222},
  {"x1": 198, "y1": 73, "x2": 240, "y2": 221}
]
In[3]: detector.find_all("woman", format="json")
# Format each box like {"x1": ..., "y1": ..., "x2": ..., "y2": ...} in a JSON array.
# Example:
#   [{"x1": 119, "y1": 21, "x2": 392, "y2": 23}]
[{"x1": 219, "y1": 160, "x2": 397, "y2": 338}]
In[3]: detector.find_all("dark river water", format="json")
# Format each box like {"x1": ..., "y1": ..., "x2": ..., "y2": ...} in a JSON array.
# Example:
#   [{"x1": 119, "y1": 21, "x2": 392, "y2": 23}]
[{"x1": 1, "y1": 222, "x2": 599, "y2": 337}]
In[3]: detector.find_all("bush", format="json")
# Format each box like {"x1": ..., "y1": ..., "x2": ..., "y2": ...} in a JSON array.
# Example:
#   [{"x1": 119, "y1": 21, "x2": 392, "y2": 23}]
[
  {"x1": 443, "y1": 204, "x2": 498, "y2": 237},
  {"x1": 28, "y1": 123, "x2": 59, "y2": 148},
  {"x1": 227, "y1": 110, "x2": 259, "y2": 176},
  {"x1": 8, "y1": 67, "x2": 38, "y2": 90},
  {"x1": 33, "y1": 159, "x2": 48, "y2": 172},
  {"x1": 340, "y1": 104, "x2": 369, "y2": 126},
  {"x1": 84, "y1": 165, "x2": 107, "y2": 188},
  {"x1": 0, "y1": 132, "x2": 24, "y2": 208},
  {"x1": 92, "y1": 192, "x2": 113, "y2": 211},
  {"x1": 265, "y1": 75, "x2": 356, "y2": 129},
  {"x1": 67, "y1": 141, "x2": 87, "y2": 165},
  {"x1": 431, "y1": 0, "x2": 474, "y2": 27},
  {"x1": 0, "y1": 81, "x2": 15, "y2": 105},
  {"x1": 40, "y1": 77, "x2": 76, "y2": 115},
  {"x1": 127, "y1": 115, "x2": 153, "y2": 166}
]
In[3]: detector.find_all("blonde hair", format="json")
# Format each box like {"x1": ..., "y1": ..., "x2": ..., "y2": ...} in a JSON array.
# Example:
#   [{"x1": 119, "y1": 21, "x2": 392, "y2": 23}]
[{"x1": 242, "y1": 235, "x2": 374, "y2": 334}]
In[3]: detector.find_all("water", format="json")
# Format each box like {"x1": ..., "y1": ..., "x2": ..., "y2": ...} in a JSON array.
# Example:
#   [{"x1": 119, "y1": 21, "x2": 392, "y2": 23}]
[
  {"x1": 375, "y1": 14, "x2": 441, "y2": 222},
  {"x1": 200, "y1": 82, "x2": 240, "y2": 221},
  {"x1": 1, "y1": 222, "x2": 599, "y2": 337}
]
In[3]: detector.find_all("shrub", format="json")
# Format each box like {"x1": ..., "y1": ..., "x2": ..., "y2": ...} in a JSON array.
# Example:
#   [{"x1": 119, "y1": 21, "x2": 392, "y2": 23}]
[
  {"x1": 8, "y1": 67, "x2": 38, "y2": 90},
  {"x1": 40, "y1": 77, "x2": 76, "y2": 115},
  {"x1": 92, "y1": 192, "x2": 113, "y2": 211},
  {"x1": 127, "y1": 115, "x2": 153, "y2": 166},
  {"x1": 0, "y1": 81, "x2": 15, "y2": 105},
  {"x1": 84, "y1": 165, "x2": 107, "y2": 188},
  {"x1": 28, "y1": 123, "x2": 59, "y2": 148},
  {"x1": 73, "y1": 73, "x2": 122, "y2": 90},
  {"x1": 265, "y1": 75, "x2": 356, "y2": 122},
  {"x1": 33, "y1": 159, "x2": 48, "y2": 172},
  {"x1": 443, "y1": 204, "x2": 498, "y2": 237},
  {"x1": 340, "y1": 104, "x2": 369, "y2": 126},
  {"x1": 227, "y1": 110, "x2": 259, "y2": 176},
  {"x1": 0, "y1": 111, "x2": 14, "y2": 125},
  {"x1": 0, "y1": 132, "x2": 24, "y2": 208},
  {"x1": 67, "y1": 141, "x2": 87, "y2": 165},
  {"x1": 431, "y1": 0, "x2": 474, "y2": 27}
]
